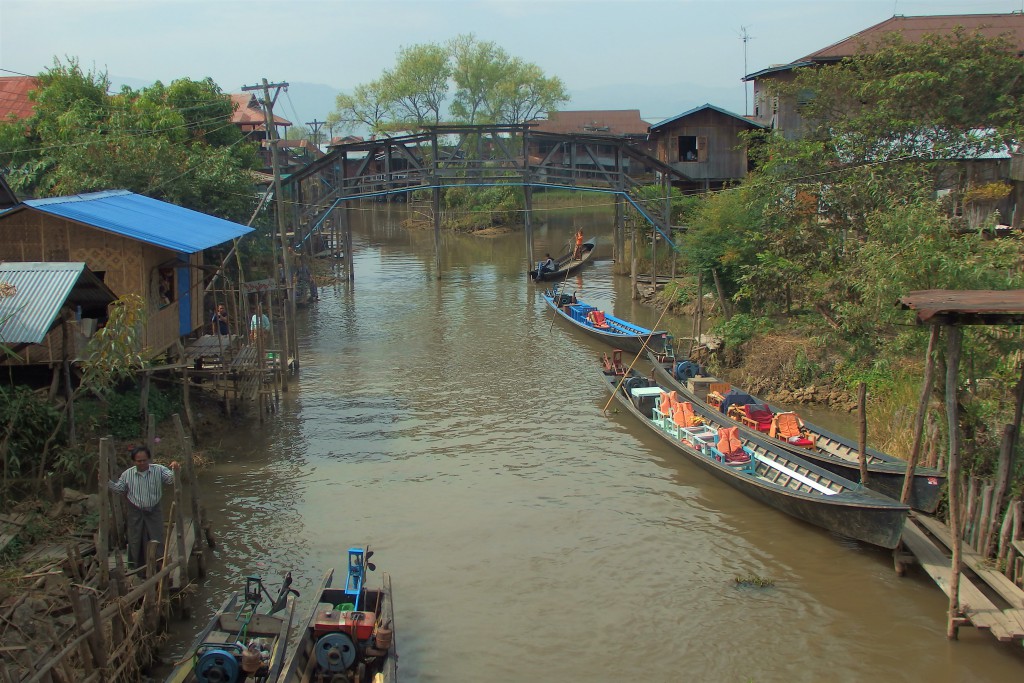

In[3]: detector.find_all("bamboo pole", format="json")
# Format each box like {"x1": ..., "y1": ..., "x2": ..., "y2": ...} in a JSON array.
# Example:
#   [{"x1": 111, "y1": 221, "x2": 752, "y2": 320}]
[
  {"x1": 945, "y1": 324, "x2": 964, "y2": 640},
  {"x1": 857, "y1": 382, "x2": 869, "y2": 487},
  {"x1": 97, "y1": 438, "x2": 111, "y2": 588},
  {"x1": 174, "y1": 414, "x2": 205, "y2": 549},
  {"x1": 901, "y1": 325, "x2": 939, "y2": 504}
]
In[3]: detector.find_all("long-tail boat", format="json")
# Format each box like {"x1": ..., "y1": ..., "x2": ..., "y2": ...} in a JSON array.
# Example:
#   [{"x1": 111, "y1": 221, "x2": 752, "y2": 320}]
[
  {"x1": 279, "y1": 546, "x2": 396, "y2": 683},
  {"x1": 646, "y1": 345, "x2": 944, "y2": 513},
  {"x1": 602, "y1": 351, "x2": 908, "y2": 549}
]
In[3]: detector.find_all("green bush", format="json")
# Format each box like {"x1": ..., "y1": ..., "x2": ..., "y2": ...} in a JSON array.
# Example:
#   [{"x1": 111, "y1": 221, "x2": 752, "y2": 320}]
[
  {"x1": 716, "y1": 313, "x2": 774, "y2": 348},
  {"x1": 106, "y1": 385, "x2": 179, "y2": 439},
  {"x1": 0, "y1": 386, "x2": 63, "y2": 480}
]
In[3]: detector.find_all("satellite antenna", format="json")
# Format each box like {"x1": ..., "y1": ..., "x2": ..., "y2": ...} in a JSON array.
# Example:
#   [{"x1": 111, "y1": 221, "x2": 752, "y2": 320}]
[{"x1": 739, "y1": 26, "x2": 755, "y2": 116}]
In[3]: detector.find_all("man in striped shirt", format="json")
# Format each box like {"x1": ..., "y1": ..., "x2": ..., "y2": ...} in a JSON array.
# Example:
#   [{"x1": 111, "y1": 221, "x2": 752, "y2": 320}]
[{"x1": 108, "y1": 445, "x2": 180, "y2": 569}]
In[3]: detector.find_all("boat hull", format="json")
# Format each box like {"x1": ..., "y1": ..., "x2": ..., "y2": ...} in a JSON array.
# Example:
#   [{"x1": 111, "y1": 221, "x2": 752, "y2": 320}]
[
  {"x1": 544, "y1": 291, "x2": 667, "y2": 354},
  {"x1": 602, "y1": 367, "x2": 908, "y2": 549},
  {"x1": 647, "y1": 354, "x2": 944, "y2": 513},
  {"x1": 279, "y1": 568, "x2": 397, "y2": 683},
  {"x1": 163, "y1": 592, "x2": 294, "y2": 683},
  {"x1": 530, "y1": 238, "x2": 596, "y2": 281}
]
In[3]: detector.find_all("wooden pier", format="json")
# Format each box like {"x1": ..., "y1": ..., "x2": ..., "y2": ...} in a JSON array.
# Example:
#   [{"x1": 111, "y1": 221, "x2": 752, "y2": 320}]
[{"x1": 896, "y1": 511, "x2": 1024, "y2": 644}]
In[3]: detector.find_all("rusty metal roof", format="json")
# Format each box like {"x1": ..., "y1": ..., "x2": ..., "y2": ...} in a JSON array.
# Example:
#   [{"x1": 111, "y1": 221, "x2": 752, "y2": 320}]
[
  {"x1": 802, "y1": 13, "x2": 1024, "y2": 61},
  {"x1": 0, "y1": 262, "x2": 116, "y2": 344},
  {"x1": 0, "y1": 76, "x2": 39, "y2": 122},
  {"x1": 229, "y1": 93, "x2": 291, "y2": 128},
  {"x1": 528, "y1": 110, "x2": 650, "y2": 136},
  {"x1": 899, "y1": 289, "x2": 1024, "y2": 325}
]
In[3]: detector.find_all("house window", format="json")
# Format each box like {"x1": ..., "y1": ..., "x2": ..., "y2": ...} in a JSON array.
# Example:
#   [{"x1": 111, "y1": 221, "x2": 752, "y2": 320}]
[
  {"x1": 677, "y1": 136, "x2": 707, "y2": 162},
  {"x1": 679, "y1": 136, "x2": 699, "y2": 161},
  {"x1": 158, "y1": 268, "x2": 175, "y2": 308}
]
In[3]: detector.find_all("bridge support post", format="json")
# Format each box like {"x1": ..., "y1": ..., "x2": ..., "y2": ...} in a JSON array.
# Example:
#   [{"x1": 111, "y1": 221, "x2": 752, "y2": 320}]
[
  {"x1": 433, "y1": 183, "x2": 442, "y2": 279},
  {"x1": 524, "y1": 180, "x2": 534, "y2": 271}
]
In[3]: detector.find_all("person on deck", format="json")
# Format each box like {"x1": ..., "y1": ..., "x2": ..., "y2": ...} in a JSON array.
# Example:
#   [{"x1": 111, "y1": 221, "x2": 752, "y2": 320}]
[
  {"x1": 108, "y1": 446, "x2": 179, "y2": 570},
  {"x1": 538, "y1": 253, "x2": 555, "y2": 278},
  {"x1": 250, "y1": 307, "x2": 271, "y2": 342},
  {"x1": 210, "y1": 304, "x2": 229, "y2": 336},
  {"x1": 573, "y1": 228, "x2": 584, "y2": 259}
]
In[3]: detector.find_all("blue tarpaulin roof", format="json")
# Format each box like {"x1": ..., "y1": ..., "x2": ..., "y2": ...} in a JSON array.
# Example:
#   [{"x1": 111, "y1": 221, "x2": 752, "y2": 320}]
[
  {"x1": 12, "y1": 190, "x2": 253, "y2": 254},
  {"x1": 0, "y1": 262, "x2": 116, "y2": 344}
]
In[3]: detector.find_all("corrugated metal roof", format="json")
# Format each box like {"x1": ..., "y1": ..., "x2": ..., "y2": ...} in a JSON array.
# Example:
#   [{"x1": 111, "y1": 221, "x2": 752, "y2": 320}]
[
  {"x1": 0, "y1": 262, "x2": 116, "y2": 344},
  {"x1": 650, "y1": 103, "x2": 766, "y2": 131},
  {"x1": 899, "y1": 289, "x2": 1024, "y2": 324},
  {"x1": 11, "y1": 190, "x2": 254, "y2": 253}
]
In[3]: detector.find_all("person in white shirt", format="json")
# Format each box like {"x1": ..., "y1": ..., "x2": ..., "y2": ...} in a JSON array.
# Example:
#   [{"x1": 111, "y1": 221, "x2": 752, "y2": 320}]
[{"x1": 108, "y1": 445, "x2": 179, "y2": 569}]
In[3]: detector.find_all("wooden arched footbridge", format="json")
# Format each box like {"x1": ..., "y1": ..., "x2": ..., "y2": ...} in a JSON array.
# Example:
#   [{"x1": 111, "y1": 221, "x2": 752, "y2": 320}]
[{"x1": 282, "y1": 124, "x2": 691, "y2": 279}]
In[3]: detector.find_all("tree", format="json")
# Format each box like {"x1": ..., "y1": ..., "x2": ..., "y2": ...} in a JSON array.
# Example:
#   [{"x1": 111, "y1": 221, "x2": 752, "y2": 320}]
[
  {"x1": 331, "y1": 80, "x2": 393, "y2": 136},
  {"x1": 0, "y1": 58, "x2": 259, "y2": 221},
  {"x1": 331, "y1": 35, "x2": 569, "y2": 132},
  {"x1": 380, "y1": 42, "x2": 451, "y2": 128},
  {"x1": 482, "y1": 58, "x2": 568, "y2": 125}
]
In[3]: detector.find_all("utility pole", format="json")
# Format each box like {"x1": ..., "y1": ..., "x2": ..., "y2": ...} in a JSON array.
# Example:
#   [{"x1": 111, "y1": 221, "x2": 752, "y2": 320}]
[
  {"x1": 242, "y1": 78, "x2": 298, "y2": 372},
  {"x1": 306, "y1": 119, "x2": 325, "y2": 148}
]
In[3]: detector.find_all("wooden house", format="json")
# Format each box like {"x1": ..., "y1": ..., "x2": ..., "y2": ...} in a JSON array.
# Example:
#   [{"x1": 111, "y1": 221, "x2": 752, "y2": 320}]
[
  {"x1": 230, "y1": 93, "x2": 293, "y2": 173},
  {"x1": 745, "y1": 13, "x2": 1024, "y2": 139},
  {"x1": 0, "y1": 190, "x2": 253, "y2": 358},
  {"x1": 648, "y1": 104, "x2": 764, "y2": 192}
]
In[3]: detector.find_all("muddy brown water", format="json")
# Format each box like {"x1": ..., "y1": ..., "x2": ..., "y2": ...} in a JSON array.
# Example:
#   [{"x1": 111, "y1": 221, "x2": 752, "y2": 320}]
[{"x1": 160, "y1": 206, "x2": 1023, "y2": 682}]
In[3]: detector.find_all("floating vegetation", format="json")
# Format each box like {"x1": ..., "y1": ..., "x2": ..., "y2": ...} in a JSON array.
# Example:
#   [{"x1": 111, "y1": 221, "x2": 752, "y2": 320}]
[{"x1": 734, "y1": 574, "x2": 775, "y2": 588}]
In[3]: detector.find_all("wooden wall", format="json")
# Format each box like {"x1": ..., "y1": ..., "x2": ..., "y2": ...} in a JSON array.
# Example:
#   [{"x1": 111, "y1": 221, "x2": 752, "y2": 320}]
[
  {"x1": 0, "y1": 211, "x2": 204, "y2": 358},
  {"x1": 653, "y1": 109, "x2": 757, "y2": 182}
]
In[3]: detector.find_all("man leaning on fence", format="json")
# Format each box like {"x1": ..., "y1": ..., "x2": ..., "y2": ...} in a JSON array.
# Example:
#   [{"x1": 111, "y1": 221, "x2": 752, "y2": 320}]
[{"x1": 108, "y1": 445, "x2": 179, "y2": 570}]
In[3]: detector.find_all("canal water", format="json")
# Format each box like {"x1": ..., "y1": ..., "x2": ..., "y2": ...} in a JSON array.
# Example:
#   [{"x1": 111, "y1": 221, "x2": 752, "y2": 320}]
[{"x1": 162, "y1": 205, "x2": 1023, "y2": 682}]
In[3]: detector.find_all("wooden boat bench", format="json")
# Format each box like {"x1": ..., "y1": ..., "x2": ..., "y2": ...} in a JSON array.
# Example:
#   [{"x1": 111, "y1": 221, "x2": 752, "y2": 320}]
[{"x1": 754, "y1": 455, "x2": 837, "y2": 495}]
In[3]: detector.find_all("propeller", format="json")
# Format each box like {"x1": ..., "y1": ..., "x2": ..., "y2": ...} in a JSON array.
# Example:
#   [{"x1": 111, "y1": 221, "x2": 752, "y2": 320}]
[{"x1": 365, "y1": 548, "x2": 376, "y2": 572}]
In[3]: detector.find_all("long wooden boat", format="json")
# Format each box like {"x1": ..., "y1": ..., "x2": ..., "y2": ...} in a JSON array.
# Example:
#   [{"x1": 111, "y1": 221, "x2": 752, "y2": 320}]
[
  {"x1": 646, "y1": 348, "x2": 944, "y2": 513},
  {"x1": 279, "y1": 546, "x2": 397, "y2": 683},
  {"x1": 543, "y1": 284, "x2": 667, "y2": 354},
  {"x1": 164, "y1": 575, "x2": 296, "y2": 683},
  {"x1": 529, "y1": 238, "x2": 597, "y2": 281},
  {"x1": 601, "y1": 352, "x2": 908, "y2": 549}
]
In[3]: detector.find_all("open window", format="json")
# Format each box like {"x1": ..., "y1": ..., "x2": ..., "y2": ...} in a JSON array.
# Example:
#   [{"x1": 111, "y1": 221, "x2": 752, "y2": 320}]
[
  {"x1": 157, "y1": 267, "x2": 175, "y2": 308},
  {"x1": 677, "y1": 136, "x2": 707, "y2": 163}
]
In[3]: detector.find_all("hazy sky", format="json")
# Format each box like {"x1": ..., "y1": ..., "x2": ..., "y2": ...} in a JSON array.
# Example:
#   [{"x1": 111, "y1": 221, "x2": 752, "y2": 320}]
[{"x1": 2, "y1": 0, "x2": 1021, "y2": 115}]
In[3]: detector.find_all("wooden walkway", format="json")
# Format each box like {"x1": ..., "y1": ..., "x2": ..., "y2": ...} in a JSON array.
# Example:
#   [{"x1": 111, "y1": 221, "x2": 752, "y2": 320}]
[{"x1": 897, "y1": 512, "x2": 1024, "y2": 643}]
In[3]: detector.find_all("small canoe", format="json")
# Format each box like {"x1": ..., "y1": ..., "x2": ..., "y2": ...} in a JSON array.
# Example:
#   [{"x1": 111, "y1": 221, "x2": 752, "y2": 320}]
[
  {"x1": 279, "y1": 546, "x2": 397, "y2": 683},
  {"x1": 543, "y1": 285, "x2": 667, "y2": 355},
  {"x1": 529, "y1": 238, "x2": 597, "y2": 281},
  {"x1": 163, "y1": 575, "x2": 296, "y2": 683},
  {"x1": 647, "y1": 349, "x2": 945, "y2": 513},
  {"x1": 602, "y1": 352, "x2": 908, "y2": 549}
]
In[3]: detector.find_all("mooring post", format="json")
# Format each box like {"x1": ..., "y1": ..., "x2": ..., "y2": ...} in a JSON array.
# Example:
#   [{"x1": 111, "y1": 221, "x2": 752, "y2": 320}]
[
  {"x1": 524, "y1": 179, "x2": 534, "y2": 271},
  {"x1": 857, "y1": 382, "x2": 869, "y2": 487}
]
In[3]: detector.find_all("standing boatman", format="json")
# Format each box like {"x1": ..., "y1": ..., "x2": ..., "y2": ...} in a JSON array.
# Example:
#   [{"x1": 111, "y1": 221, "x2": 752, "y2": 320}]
[
  {"x1": 108, "y1": 445, "x2": 179, "y2": 569},
  {"x1": 573, "y1": 228, "x2": 584, "y2": 259}
]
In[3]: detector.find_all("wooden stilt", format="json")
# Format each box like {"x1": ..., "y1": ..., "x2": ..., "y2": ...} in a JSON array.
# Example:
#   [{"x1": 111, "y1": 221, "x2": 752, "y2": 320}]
[
  {"x1": 902, "y1": 325, "x2": 939, "y2": 504},
  {"x1": 97, "y1": 438, "x2": 111, "y2": 589},
  {"x1": 945, "y1": 323, "x2": 964, "y2": 640}
]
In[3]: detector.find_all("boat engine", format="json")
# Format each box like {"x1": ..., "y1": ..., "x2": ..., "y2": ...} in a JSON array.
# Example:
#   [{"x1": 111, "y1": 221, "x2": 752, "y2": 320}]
[
  {"x1": 195, "y1": 644, "x2": 242, "y2": 683},
  {"x1": 315, "y1": 631, "x2": 358, "y2": 672}
]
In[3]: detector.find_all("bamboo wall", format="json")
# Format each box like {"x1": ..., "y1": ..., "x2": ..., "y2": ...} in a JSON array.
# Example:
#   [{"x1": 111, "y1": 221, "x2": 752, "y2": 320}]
[{"x1": 0, "y1": 210, "x2": 205, "y2": 358}]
